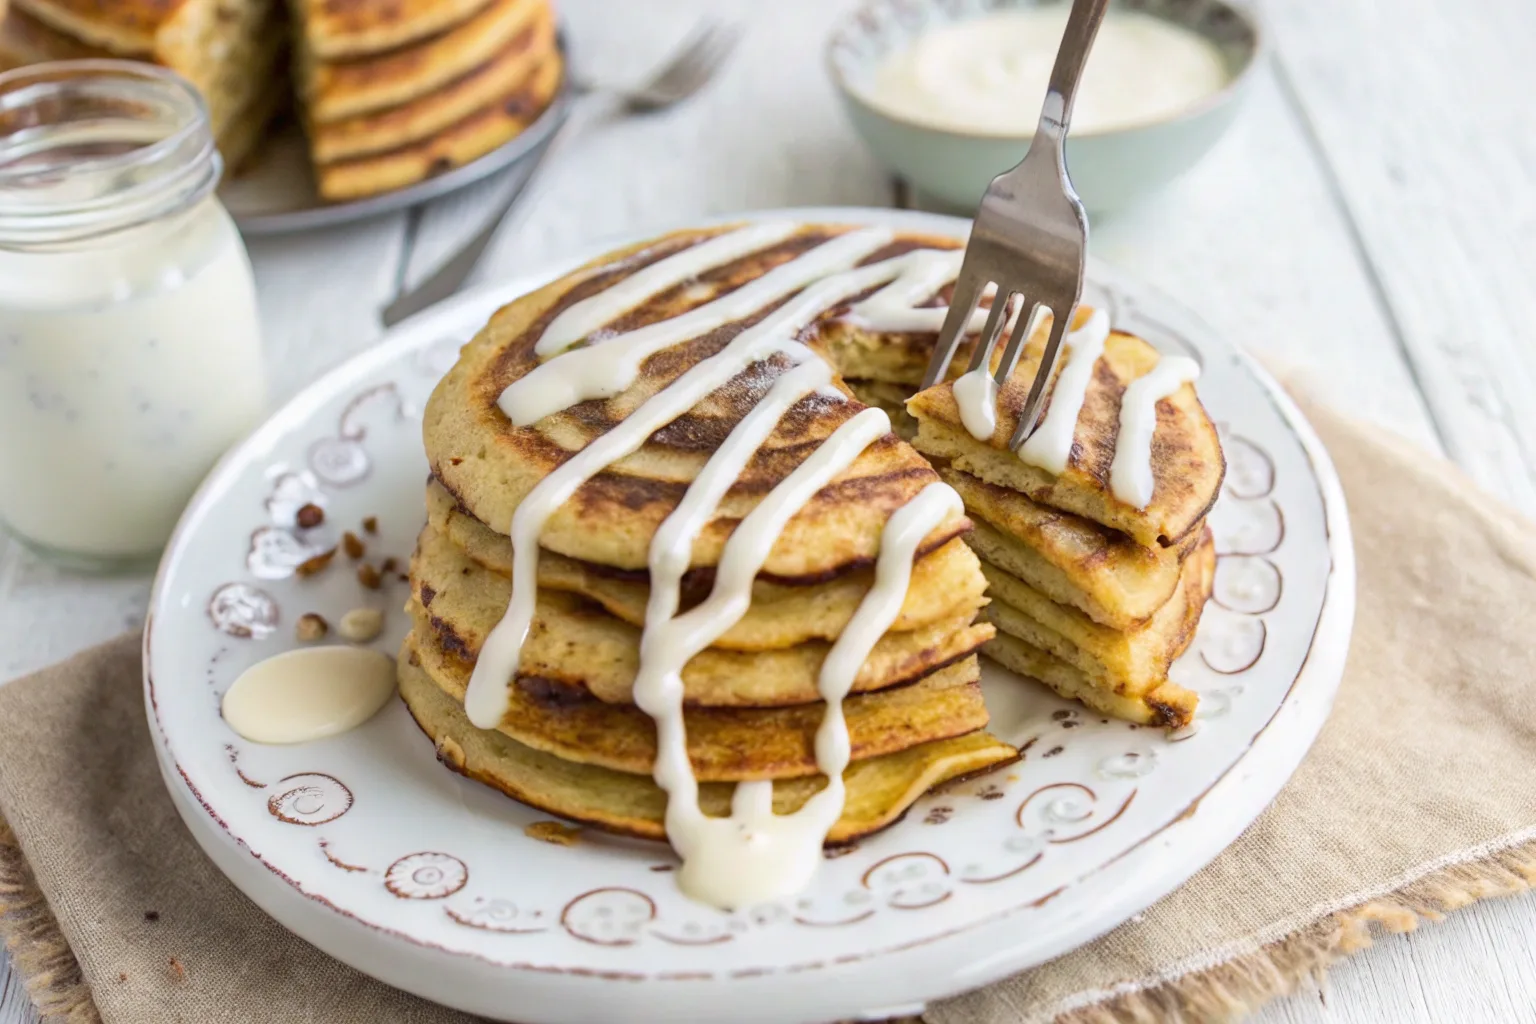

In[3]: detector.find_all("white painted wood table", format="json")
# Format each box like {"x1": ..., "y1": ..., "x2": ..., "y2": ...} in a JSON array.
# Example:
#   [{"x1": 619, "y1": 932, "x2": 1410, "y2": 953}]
[{"x1": 3, "y1": 0, "x2": 1534, "y2": 1020}]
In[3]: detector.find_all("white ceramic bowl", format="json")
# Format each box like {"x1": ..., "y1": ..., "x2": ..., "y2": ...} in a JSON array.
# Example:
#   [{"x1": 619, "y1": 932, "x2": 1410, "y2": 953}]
[{"x1": 827, "y1": 0, "x2": 1263, "y2": 213}]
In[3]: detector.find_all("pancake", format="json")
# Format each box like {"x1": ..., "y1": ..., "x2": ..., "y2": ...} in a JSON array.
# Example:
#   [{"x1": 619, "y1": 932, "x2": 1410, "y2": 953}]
[
  {"x1": 398, "y1": 649, "x2": 1020, "y2": 843},
  {"x1": 409, "y1": 526, "x2": 993, "y2": 706},
  {"x1": 1, "y1": 0, "x2": 286, "y2": 165},
  {"x1": 314, "y1": 48, "x2": 560, "y2": 200},
  {"x1": 908, "y1": 317, "x2": 1224, "y2": 549},
  {"x1": 424, "y1": 224, "x2": 974, "y2": 582},
  {"x1": 300, "y1": 0, "x2": 545, "y2": 122},
  {"x1": 10, "y1": 0, "x2": 177, "y2": 54},
  {"x1": 982, "y1": 630, "x2": 1198, "y2": 728},
  {"x1": 979, "y1": 529, "x2": 1215, "y2": 695},
  {"x1": 845, "y1": 378, "x2": 918, "y2": 440},
  {"x1": 295, "y1": 0, "x2": 497, "y2": 60},
  {"x1": 307, "y1": 4, "x2": 553, "y2": 163},
  {"x1": 424, "y1": 479, "x2": 987, "y2": 652},
  {"x1": 942, "y1": 467, "x2": 1195, "y2": 630},
  {"x1": 408, "y1": 632, "x2": 990, "y2": 781}
]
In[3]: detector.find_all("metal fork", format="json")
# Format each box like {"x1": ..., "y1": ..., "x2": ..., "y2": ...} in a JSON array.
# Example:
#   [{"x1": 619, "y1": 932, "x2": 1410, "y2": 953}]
[
  {"x1": 919, "y1": 0, "x2": 1109, "y2": 451},
  {"x1": 381, "y1": 21, "x2": 741, "y2": 327}
]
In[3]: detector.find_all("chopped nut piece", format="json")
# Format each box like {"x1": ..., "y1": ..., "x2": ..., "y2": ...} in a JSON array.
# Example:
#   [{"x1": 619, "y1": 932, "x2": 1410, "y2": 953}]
[
  {"x1": 295, "y1": 613, "x2": 329, "y2": 641},
  {"x1": 338, "y1": 607, "x2": 384, "y2": 643},
  {"x1": 380, "y1": 556, "x2": 398, "y2": 574},
  {"x1": 295, "y1": 548, "x2": 337, "y2": 577},
  {"x1": 295, "y1": 503, "x2": 324, "y2": 529},
  {"x1": 342, "y1": 531, "x2": 365, "y2": 559},
  {"x1": 524, "y1": 820, "x2": 581, "y2": 846},
  {"x1": 357, "y1": 562, "x2": 383, "y2": 589},
  {"x1": 362, "y1": 515, "x2": 379, "y2": 534}
]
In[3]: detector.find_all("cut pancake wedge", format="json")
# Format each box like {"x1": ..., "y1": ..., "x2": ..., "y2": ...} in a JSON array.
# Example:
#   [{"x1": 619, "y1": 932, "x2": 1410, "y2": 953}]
[
  {"x1": 399, "y1": 649, "x2": 1019, "y2": 843},
  {"x1": 979, "y1": 528, "x2": 1215, "y2": 693},
  {"x1": 909, "y1": 321, "x2": 1224, "y2": 548},
  {"x1": 408, "y1": 633, "x2": 991, "y2": 781},
  {"x1": 982, "y1": 631, "x2": 1199, "y2": 728},
  {"x1": 424, "y1": 479, "x2": 987, "y2": 651},
  {"x1": 410, "y1": 524, "x2": 992, "y2": 706},
  {"x1": 942, "y1": 467, "x2": 1195, "y2": 630}
]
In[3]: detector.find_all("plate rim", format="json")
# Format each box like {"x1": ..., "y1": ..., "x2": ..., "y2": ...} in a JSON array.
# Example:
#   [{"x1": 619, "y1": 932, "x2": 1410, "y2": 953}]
[{"x1": 144, "y1": 205, "x2": 1356, "y2": 1019}]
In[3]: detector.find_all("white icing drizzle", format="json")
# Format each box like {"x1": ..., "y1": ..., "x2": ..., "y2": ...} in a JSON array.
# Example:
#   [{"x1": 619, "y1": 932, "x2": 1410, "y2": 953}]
[
  {"x1": 501, "y1": 228, "x2": 895, "y2": 426},
  {"x1": 842, "y1": 248, "x2": 992, "y2": 335},
  {"x1": 536, "y1": 222, "x2": 800, "y2": 357},
  {"x1": 1109, "y1": 354, "x2": 1200, "y2": 508},
  {"x1": 1016, "y1": 308, "x2": 1112, "y2": 474},
  {"x1": 951, "y1": 367, "x2": 998, "y2": 440},
  {"x1": 654, "y1": 478, "x2": 960, "y2": 909}
]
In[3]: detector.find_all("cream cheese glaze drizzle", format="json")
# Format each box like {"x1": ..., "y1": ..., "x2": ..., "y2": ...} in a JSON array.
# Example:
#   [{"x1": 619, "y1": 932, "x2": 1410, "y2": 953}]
[
  {"x1": 466, "y1": 225, "x2": 1192, "y2": 907},
  {"x1": 1110, "y1": 355, "x2": 1200, "y2": 509},
  {"x1": 1014, "y1": 308, "x2": 1111, "y2": 472}
]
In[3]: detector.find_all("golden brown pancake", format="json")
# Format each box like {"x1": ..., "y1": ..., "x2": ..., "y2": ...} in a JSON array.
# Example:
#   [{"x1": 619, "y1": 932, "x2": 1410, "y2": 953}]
[
  {"x1": 908, "y1": 315, "x2": 1224, "y2": 549},
  {"x1": 983, "y1": 630, "x2": 1198, "y2": 728},
  {"x1": 1, "y1": 1, "x2": 286, "y2": 165},
  {"x1": 399, "y1": 648, "x2": 1020, "y2": 843},
  {"x1": 307, "y1": 4, "x2": 553, "y2": 163},
  {"x1": 424, "y1": 225, "x2": 974, "y2": 582},
  {"x1": 10, "y1": 0, "x2": 175, "y2": 54},
  {"x1": 314, "y1": 48, "x2": 560, "y2": 200},
  {"x1": 423, "y1": 478, "x2": 986, "y2": 652},
  {"x1": 300, "y1": 0, "x2": 544, "y2": 122},
  {"x1": 295, "y1": 0, "x2": 497, "y2": 60},
  {"x1": 980, "y1": 529, "x2": 1215, "y2": 696},
  {"x1": 408, "y1": 632, "x2": 991, "y2": 781},
  {"x1": 941, "y1": 467, "x2": 1197, "y2": 630},
  {"x1": 409, "y1": 524, "x2": 993, "y2": 706},
  {"x1": 844, "y1": 378, "x2": 918, "y2": 440}
]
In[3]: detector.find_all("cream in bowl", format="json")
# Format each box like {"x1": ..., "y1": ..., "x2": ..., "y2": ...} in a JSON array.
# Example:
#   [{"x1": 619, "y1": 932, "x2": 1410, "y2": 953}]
[{"x1": 829, "y1": 0, "x2": 1261, "y2": 212}]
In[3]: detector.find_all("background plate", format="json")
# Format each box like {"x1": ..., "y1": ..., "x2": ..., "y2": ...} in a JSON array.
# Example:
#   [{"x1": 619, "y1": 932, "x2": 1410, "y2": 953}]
[
  {"x1": 221, "y1": 35, "x2": 570, "y2": 236},
  {"x1": 145, "y1": 207, "x2": 1354, "y2": 1023}
]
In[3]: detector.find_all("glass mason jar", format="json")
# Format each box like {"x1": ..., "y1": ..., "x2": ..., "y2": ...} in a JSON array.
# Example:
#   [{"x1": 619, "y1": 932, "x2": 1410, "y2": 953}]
[{"x1": 0, "y1": 60, "x2": 267, "y2": 572}]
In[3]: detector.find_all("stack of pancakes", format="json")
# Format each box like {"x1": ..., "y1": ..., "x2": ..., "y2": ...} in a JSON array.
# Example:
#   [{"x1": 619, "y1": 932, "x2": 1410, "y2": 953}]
[
  {"x1": 0, "y1": 0, "x2": 561, "y2": 198},
  {"x1": 400, "y1": 230, "x2": 1024, "y2": 841},
  {"x1": 906, "y1": 312, "x2": 1223, "y2": 728},
  {"x1": 293, "y1": 0, "x2": 561, "y2": 200},
  {"x1": 0, "y1": 0, "x2": 287, "y2": 169}
]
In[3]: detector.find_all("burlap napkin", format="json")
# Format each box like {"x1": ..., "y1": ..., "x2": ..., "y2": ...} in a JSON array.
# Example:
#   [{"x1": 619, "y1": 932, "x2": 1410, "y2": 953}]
[{"x1": 2, "y1": 396, "x2": 1534, "y2": 1024}]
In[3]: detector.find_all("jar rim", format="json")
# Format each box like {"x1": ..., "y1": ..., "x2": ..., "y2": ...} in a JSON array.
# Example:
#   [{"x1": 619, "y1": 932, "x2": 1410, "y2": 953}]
[{"x1": 0, "y1": 59, "x2": 221, "y2": 247}]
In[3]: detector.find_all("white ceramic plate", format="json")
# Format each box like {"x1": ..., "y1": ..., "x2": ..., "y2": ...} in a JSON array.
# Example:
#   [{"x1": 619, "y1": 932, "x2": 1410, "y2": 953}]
[{"x1": 146, "y1": 207, "x2": 1353, "y2": 1024}]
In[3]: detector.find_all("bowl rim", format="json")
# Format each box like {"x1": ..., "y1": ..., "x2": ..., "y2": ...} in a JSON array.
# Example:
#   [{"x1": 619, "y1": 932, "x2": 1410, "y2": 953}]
[{"x1": 824, "y1": 0, "x2": 1267, "y2": 143}]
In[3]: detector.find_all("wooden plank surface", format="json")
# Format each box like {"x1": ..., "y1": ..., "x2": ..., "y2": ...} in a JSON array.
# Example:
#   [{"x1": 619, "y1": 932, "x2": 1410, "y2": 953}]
[{"x1": 2, "y1": 0, "x2": 1533, "y2": 1020}]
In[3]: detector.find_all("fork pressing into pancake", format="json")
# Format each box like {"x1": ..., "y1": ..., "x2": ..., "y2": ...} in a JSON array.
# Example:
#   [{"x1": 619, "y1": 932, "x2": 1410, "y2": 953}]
[{"x1": 919, "y1": 0, "x2": 1109, "y2": 452}]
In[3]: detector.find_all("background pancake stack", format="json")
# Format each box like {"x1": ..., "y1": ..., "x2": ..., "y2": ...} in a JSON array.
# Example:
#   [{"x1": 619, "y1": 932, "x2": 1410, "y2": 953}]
[
  {"x1": 0, "y1": 0, "x2": 561, "y2": 198},
  {"x1": 907, "y1": 310, "x2": 1225, "y2": 728},
  {"x1": 0, "y1": 0, "x2": 288, "y2": 170},
  {"x1": 293, "y1": 0, "x2": 561, "y2": 200}
]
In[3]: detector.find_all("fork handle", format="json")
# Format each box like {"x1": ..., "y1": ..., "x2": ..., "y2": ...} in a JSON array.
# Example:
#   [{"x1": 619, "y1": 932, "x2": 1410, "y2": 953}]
[{"x1": 1037, "y1": 0, "x2": 1110, "y2": 143}]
